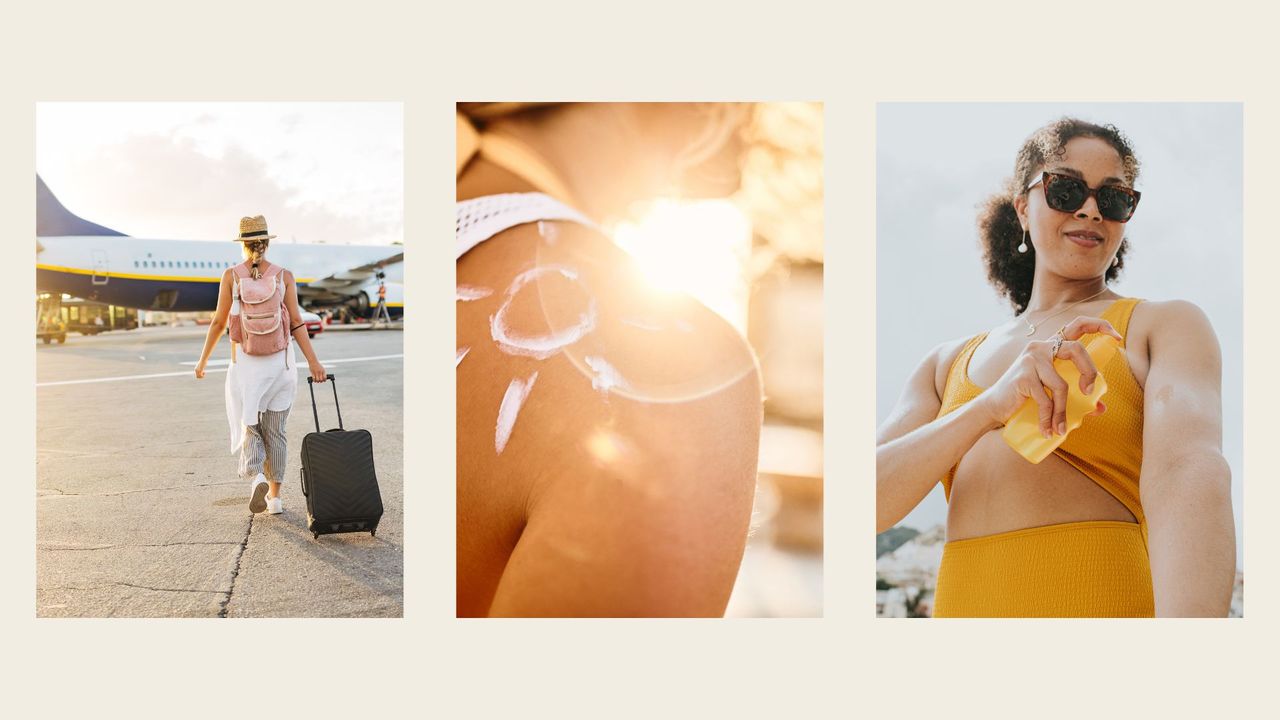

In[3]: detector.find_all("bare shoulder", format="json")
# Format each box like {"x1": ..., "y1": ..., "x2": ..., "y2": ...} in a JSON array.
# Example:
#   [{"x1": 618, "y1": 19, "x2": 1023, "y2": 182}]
[
  {"x1": 1137, "y1": 298, "x2": 1212, "y2": 324},
  {"x1": 928, "y1": 335, "x2": 976, "y2": 399},
  {"x1": 1131, "y1": 298, "x2": 1219, "y2": 348},
  {"x1": 1127, "y1": 299, "x2": 1221, "y2": 389},
  {"x1": 457, "y1": 220, "x2": 762, "y2": 503}
]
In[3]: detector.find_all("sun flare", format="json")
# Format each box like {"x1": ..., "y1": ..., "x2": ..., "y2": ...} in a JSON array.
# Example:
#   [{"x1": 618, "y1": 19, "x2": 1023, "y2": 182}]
[{"x1": 612, "y1": 199, "x2": 751, "y2": 333}]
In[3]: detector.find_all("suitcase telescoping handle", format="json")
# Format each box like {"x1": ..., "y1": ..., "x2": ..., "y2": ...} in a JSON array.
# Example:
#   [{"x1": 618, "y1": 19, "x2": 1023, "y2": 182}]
[{"x1": 306, "y1": 374, "x2": 342, "y2": 433}]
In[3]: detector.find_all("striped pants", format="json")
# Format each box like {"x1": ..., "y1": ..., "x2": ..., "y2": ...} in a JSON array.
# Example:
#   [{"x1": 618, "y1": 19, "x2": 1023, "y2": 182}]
[{"x1": 238, "y1": 408, "x2": 290, "y2": 483}]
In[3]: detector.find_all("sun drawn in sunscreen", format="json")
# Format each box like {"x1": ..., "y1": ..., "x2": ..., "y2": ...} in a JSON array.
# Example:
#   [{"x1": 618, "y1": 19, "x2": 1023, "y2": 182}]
[
  {"x1": 537, "y1": 220, "x2": 559, "y2": 245},
  {"x1": 490, "y1": 265, "x2": 597, "y2": 359},
  {"x1": 456, "y1": 285, "x2": 493, "y2": 302},
  {"x1": 584, "y1": 355, "x2": 630, "y2": 394},
  {"x1": 495, "y1": 371, "x2": 538, "y2": 454}
]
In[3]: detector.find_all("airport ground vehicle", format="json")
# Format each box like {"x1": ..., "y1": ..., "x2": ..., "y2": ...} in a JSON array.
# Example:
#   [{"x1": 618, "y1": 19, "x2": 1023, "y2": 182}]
[
  {"x1": 36, "y1": 316, "x2": 66, "y2": 344},
  {"x1": 37, "y1": 293, "x2": 138, "y2": 341}
]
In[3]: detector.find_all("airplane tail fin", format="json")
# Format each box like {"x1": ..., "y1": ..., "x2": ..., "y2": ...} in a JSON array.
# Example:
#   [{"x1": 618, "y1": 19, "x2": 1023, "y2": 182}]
[{"x1": 37, "y1": 175, "x2": 127, "y2": 237}]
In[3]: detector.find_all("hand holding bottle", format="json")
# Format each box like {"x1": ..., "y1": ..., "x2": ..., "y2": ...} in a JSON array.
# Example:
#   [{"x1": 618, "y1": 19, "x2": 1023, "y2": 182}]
[{"x1": 974, "y1": 316, "x2": 1123, "y2": 444}]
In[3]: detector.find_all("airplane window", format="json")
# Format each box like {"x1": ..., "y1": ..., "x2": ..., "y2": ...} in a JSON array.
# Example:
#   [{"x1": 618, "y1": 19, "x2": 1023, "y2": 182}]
[{"x1": 134, "y1": 261, "x2": 139, "y2": 268}]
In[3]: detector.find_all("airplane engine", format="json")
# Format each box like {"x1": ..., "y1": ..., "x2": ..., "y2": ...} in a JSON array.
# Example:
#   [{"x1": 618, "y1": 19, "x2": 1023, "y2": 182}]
[{"x1": 351, "y1": 290, "x2": 371, "y2": 317}]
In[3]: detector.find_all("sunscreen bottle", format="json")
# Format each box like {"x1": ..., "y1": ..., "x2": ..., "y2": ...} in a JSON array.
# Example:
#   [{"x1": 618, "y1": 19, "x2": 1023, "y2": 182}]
[{"x1": 1001, "y1": 334, "x2": 1119, "y2": 464}]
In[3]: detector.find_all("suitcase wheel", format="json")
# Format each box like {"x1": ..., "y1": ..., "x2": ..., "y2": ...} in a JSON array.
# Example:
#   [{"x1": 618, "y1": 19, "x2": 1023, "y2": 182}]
[{"x1": 312, "y1": 532, "x2": 319, "y2": 540}]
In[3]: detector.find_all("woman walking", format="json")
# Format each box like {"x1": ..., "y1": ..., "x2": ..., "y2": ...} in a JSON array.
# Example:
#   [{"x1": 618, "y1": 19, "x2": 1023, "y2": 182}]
[{"x1": 196, "y1": 215, "x2": 327, "y2": 515}]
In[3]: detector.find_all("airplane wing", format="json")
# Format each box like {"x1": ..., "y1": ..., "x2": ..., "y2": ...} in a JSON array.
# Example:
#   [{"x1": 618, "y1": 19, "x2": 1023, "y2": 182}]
[{"x1": 296, "y1": 252, "x2": 404, "y2": 304}]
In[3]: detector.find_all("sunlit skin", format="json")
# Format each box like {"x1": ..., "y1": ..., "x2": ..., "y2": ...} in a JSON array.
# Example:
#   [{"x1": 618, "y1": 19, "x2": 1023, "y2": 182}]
[
  {"x1": 876, "y1": 136, "x2": 1235, "y2": 616},
  {"x1": 613, "y1": 199, "x2": 751, "y2": 332},
  {"x1": 195, "y1": 248, "x2": 327, "y2": 501},
  {"x1": 456, "y1": 104, "x2": 762, "y2": 617}
]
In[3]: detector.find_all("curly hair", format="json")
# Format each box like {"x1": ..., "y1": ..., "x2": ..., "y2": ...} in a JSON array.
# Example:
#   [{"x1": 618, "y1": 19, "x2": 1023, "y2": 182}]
[{"x1": 977, "y1": 118, "x2": 1141, "y2": 314}]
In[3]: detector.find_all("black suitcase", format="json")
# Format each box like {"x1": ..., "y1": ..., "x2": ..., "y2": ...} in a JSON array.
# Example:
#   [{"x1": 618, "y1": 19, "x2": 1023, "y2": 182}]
[{"x1": 299, "y1": 374, "x2": 383, "y2": 539}]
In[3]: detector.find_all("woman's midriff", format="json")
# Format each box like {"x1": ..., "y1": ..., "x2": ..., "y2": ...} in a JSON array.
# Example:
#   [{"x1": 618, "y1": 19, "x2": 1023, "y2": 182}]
[{"x1": 946, "y1": 427, "x2": 1137, "y2": 542}]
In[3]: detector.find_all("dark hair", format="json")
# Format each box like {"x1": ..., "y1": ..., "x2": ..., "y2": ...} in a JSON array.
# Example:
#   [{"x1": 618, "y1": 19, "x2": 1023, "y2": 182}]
[{"x1": 977, "y1": 118, "x2": 1141, "y2": 314}]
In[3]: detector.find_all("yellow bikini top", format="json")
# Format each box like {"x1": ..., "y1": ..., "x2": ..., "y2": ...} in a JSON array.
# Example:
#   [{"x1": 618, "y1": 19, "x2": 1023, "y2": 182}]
[{"x1": 936, "y1": 297, "x2": 1146, "y2": 525}]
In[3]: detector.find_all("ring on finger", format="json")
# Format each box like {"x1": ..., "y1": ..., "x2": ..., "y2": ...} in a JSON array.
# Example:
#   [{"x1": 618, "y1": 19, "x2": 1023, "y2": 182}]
[{"x1": 1050, "y1": 330, "x2": 1065, "y2": 358}]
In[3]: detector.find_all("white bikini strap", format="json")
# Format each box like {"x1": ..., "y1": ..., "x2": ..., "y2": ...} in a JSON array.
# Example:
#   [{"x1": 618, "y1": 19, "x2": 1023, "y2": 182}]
[{"x1": 455, "y1": 192, "x2": 595, "y2": 260}]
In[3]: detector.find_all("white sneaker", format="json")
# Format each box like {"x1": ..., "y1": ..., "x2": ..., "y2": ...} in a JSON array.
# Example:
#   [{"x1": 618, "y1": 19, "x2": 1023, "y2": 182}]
[
  {"x1": 248, "y1": 474, "x2": 269, "y2": 514},
  {"x1": 266, "y1": 496, "x2": 283, "y2": 515}
]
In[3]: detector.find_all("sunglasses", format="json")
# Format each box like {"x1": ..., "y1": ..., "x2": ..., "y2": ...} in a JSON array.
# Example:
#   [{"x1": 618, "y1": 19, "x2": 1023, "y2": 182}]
[{"x1": 1028, "y1": 171, "x2": 1141, "y2": 223}]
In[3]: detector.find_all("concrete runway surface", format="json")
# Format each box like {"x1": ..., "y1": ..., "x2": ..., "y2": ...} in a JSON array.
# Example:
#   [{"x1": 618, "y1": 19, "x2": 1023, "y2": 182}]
[{"x1": 36, "y1": 325, "x2": 403, "y2": 618}]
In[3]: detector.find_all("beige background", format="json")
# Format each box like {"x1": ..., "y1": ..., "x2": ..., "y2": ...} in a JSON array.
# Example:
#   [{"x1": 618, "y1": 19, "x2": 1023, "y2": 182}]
[{"x1": 3, "y1": 0, "x2": 1276, "y2": 716}]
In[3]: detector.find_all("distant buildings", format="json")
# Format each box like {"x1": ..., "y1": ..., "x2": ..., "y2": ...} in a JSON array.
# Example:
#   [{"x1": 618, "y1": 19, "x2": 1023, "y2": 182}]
[{"x1": 876, "y1": 525, "x2": 944, "y2": 618}]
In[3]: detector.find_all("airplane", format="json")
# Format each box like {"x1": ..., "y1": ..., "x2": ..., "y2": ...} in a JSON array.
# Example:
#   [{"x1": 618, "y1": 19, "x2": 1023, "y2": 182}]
[{"x1": 35, "y1": 175, "x2": 403, "y2": 317}]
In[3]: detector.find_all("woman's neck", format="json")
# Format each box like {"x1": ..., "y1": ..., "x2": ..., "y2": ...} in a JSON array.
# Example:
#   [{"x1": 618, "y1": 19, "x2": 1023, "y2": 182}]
[
  {"x1": 480, "y1": 109, "x2": 667, "y2": 221},
  {"x1": 1022, "y1": 273, "x2": 1115, "y2": 315}
]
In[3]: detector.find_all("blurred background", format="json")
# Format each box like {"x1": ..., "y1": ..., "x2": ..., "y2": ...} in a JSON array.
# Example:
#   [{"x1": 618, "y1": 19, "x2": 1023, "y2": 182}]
[
  {"x1": 606, "y1": 102, "x2": 824, "y2": 617},
  {"x1": 875, "y1": 103, "x2": 1243, "y2": 618}
]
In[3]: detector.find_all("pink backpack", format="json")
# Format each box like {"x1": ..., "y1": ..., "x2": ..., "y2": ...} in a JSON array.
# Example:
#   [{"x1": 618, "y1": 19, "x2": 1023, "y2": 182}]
[{"x1": 229, "y1": 264, "x2": 290, "y2": 356}]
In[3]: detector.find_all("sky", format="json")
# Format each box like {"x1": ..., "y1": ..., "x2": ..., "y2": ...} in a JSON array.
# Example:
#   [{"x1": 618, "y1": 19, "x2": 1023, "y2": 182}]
[
  {"x1": 876, "y1": 103, "x2": 1244, "y2": 566},
  {"x1": 36, "y1": 102, "x2": 402, "y2": 245}
]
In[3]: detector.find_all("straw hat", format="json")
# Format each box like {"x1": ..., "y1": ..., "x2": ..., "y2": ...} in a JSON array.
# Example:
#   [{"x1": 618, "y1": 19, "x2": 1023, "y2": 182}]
[{"x1": 234, "y1": 215, "x2": 277, "y2": 242}]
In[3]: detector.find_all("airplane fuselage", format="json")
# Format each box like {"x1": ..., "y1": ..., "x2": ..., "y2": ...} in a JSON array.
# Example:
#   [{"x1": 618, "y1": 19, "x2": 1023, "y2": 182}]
[{"x1": 36, "y1": 235, "x2": 403, "y2": 312}]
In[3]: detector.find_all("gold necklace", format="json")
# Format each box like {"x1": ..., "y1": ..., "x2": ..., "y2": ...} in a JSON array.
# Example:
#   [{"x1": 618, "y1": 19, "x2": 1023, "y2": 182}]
[{"x1": 1021, "y1": 287, "x2": 1110, "y2": 337}]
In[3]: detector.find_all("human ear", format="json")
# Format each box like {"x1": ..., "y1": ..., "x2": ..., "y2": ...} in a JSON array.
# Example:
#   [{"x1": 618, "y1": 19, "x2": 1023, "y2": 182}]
[{"x1": 1013, "y1": 193, "x2": 1029, "y2": 231}]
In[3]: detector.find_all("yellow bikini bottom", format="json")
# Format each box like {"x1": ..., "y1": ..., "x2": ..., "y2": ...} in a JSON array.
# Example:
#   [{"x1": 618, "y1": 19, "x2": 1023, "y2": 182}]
[{"x1": 933, "y1": 520, "x2": 1154, "y2": 618}]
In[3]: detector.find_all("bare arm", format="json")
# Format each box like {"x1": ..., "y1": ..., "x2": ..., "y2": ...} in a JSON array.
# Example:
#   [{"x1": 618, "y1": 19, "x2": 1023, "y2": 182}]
[
  {"x1": 283, "y1": 270, "x2": 326, "y2": 382},
  {"x1": 194, "y1": 270, "x2": 233, "y2": 378},
  {"x1": 457, "y1": 222, "x2": 760, "y2": 617},
  {"x1": 1139, "y1": 301, "x2": 1235, "y2": 617},
  {"x1": 876, "y1": 317, "x2": 1120, "y2": 534},
  {"x1": 486, "y1": 360, "x2": 762, "y2": 617},
  {"x1": 876, "y1": 343, "x2": 997, "y2": 533}
]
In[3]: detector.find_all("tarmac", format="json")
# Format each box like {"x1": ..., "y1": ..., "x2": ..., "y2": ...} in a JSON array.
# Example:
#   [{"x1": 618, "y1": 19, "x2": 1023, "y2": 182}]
[{"x1": 35, "y1": 324, "x2": 403, "y2": 618}]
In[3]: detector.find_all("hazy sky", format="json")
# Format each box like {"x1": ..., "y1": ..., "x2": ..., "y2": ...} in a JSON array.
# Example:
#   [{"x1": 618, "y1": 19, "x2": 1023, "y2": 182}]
[
  {"x1": 36, "y1": 102, "x2": 402, "y2": 245},
  {"x1": 877, "y1": 103, "x2": 1243, "y2": 566}
]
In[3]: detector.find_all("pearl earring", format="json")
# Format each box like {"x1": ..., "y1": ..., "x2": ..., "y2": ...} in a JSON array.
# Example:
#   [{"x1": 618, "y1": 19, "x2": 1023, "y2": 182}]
[{"x1": 1017, "y1": 230, "x2": 1028, "y2": 254}]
